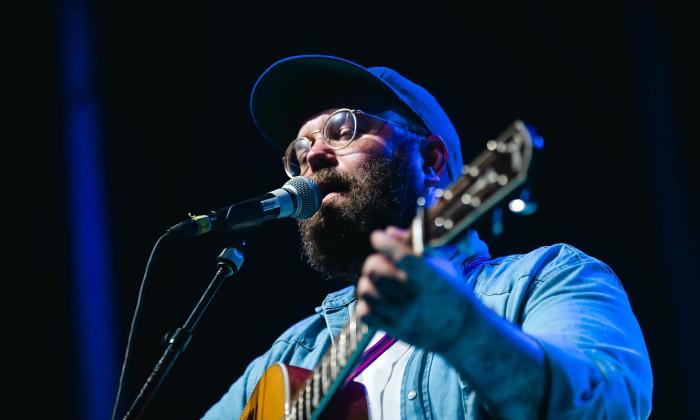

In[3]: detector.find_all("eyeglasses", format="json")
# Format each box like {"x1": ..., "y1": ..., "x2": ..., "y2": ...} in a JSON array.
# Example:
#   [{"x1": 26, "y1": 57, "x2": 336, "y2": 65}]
[{"x1": 283, "y1": 108, "x2": 427, "y2": 178}]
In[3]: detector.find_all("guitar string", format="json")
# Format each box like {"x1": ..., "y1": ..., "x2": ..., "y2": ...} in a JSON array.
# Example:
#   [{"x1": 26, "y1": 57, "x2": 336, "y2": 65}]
[{"x1": 288, "y1": 314, "x2": 365, "y2": 419}]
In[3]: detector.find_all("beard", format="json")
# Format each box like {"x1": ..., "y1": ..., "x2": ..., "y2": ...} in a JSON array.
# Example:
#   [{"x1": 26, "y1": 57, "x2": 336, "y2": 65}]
[{"x1": 298, "y1": 152, "x2": 423, "y2": 282}]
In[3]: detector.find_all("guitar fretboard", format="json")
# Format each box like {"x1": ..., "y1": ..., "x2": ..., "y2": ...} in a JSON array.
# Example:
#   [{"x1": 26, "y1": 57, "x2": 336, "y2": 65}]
[{"x1": 287, "y1": 312, "x2": 371, "y2": 420}]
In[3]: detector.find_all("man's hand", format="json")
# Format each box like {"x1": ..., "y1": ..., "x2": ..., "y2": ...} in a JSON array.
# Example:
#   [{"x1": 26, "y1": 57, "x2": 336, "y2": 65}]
[
  {"x1": 356, "y1": 227, "x2": 549, "y2": 418},
  {"x1": 356, "y1": 226, "x2": 478, "y2": 353}
]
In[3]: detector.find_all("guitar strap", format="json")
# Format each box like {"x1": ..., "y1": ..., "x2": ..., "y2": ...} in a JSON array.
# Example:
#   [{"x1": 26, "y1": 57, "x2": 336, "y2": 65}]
[{"x1": 343, "y1": 333, "x2": 398, "y2": 385}]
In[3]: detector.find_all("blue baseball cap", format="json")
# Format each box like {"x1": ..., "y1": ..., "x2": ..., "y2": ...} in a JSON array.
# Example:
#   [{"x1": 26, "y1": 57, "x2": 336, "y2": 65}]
[{"x1": 250, "y1": 55, "x2": 463, "y2": 187}]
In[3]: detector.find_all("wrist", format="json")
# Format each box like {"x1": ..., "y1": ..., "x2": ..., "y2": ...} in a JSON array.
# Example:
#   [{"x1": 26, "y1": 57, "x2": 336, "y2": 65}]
[{"x1": 395, "y1": 254, "x2": 483, "y2": 354}]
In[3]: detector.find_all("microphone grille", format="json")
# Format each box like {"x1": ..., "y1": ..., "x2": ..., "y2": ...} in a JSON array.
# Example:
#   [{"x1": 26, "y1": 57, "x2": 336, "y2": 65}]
[{"x1": 284, "y1": 176, "x2": 321, "y2": 219}]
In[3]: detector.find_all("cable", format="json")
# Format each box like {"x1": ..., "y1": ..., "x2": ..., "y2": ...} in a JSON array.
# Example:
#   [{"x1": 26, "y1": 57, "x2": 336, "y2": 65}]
[{"x1": 111, "y1": 231, "x2": 172, "y2": 420}]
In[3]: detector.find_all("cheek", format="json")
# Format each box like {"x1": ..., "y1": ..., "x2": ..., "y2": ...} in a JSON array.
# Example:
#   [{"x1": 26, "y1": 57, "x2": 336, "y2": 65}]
[
  {"x1": 336, "y1": 138, "x2": 393, "y2": 171},
  {"x1": 335, "y1": 153, "x2": 372, "y2": 173}
]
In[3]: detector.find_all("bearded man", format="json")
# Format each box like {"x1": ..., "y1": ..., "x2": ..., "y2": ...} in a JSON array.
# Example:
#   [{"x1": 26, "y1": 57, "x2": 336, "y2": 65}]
[{"x1": 203, "y1": 55, "x2": 652, "y2": 419}]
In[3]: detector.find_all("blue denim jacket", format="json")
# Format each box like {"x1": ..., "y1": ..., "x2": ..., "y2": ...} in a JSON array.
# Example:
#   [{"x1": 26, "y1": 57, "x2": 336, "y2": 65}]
[{"x1": 203, "y1": 243, "x2": 652, "y2": 419}]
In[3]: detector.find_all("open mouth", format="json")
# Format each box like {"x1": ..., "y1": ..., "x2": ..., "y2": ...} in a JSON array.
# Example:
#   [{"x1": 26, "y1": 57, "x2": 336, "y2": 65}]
[
  {"x1": 317, "y1": 179, "x2": 348, "y2": 196},
  {"x1": 316, "y1": 179, "x2": 350, "y2": 203}
]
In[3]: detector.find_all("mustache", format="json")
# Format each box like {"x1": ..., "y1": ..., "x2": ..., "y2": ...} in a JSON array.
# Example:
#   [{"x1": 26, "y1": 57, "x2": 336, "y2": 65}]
[{"x1": 310, "y1": 168, "x2": 355, "y2": 195}]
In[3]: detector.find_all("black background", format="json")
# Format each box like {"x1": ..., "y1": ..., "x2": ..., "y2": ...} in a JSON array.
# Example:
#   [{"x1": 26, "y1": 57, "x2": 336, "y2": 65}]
[{"x1": 16, "y1": 1, "x2": 698, "y2": 418}]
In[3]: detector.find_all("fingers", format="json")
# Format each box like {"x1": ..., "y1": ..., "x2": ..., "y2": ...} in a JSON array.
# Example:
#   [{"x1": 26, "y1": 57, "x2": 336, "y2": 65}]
[
  {"x1": 357, "y1": 254, "x2": 407, "y2": 304},
  {"x1": 371, "y1": 229, "x2": 412, "y2": 262},
  {"x1": 357, "y1": 227, "x2": 416, "y2": 330},
  {"x1": 385, "y1": 226, "x2": 410, "y2": 241},
  {"x1": 361, "y1": 253, "x2": 407, "y2": 281},
  {"x1": 356, "y1": 253, "x2": 414, "y2": 322}
]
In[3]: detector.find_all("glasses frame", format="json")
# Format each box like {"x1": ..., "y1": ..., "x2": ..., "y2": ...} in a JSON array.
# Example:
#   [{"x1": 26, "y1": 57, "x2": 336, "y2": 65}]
[{"x1": 283, "y1": 108, "x2": 428, "y2": 177}]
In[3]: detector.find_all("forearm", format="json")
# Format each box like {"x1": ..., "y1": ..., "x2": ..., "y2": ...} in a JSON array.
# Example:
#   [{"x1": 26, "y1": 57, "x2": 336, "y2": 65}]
[
  {"x1": 440, "y1": 293, "x2": 547, "y2": 419},
  {"x1": 365, "y1": 231, "x2": 651, "y2": 419},
  {"x1": 381, "y1": 252, "x2": 547, "y2": 418}
]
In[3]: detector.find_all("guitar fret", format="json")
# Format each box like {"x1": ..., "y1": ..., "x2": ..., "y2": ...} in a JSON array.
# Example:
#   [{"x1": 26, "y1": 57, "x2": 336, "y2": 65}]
[
  {"x1": 322, "y1": 353, "x2": 330, "y2": 394},
  {"x1": 331, "y1": 343, "x2": 338, "y2": 378},
  {"x1": 286, "y1": 316, "x2": 371, "y2": 419},
  {"x1": 286, "y1": 321, "x2": 373, "y2": 419},
  {"x1": 305, "y1": 381, "x2": 312, "y2": 419},
  {"x1": 350, "y1": 317, "x2": 357, "y2": 350},
  {"x1": 313, "y1": 370, "x2": 321, "y2": 407},
  {"x1": 339, "y1": 330, "x2": 347, "y2": 365},
  {"x1": 297, "y1": 395, "x2": 304, "y2": 420}
]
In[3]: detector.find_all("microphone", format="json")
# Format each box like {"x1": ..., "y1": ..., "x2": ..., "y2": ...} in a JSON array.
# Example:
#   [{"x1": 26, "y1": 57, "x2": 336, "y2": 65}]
[{"x1": 167, "y1": 176, "x2": 321, "y2": 238}]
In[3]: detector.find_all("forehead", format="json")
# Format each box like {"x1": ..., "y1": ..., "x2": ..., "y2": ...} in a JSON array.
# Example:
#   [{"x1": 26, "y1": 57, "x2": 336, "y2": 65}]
[
  {"x1": 296, "y1": 107, "x2": 421, "y2": 138},
  {"x1": 296, "y1": 108, "x2": 340, "y2": 136}
]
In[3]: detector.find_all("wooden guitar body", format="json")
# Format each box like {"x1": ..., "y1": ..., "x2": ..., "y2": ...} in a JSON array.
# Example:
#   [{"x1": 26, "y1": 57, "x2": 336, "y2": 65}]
[{"x1": 241, "y1": 363, "x2": 369, "y2": 420}]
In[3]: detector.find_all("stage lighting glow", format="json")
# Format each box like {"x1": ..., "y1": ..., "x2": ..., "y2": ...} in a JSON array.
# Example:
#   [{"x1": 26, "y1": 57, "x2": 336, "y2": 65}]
[{"x1": 509, "y1": 199, "x2": 526, "y2": 213}]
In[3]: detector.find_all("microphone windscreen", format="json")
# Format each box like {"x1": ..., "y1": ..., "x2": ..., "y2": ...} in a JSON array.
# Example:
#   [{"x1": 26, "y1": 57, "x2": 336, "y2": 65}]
[{"x1": 284, "y1": 176, "x2": 321, "y2": 219}]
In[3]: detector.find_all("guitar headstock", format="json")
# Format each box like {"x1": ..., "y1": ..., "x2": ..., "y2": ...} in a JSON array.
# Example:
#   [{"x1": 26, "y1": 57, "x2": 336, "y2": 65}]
[{"x1": 411, "y1": 120, "x2": 535, "y2": 254}]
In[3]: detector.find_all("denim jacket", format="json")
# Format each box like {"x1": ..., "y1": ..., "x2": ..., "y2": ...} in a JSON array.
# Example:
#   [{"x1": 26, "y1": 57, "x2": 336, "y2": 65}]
[{"x1": 203, "y1": 243, "x2": 652, "y2": 419}]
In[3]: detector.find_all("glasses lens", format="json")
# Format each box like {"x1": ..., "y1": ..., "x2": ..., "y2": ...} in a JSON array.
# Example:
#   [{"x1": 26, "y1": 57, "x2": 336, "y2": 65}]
[
  {"x1": 283, "y1": 137, "x2": 311, "y2": 177},
  {"x1": 323, "y1": 109, "x2": 357, "y2": 149}
]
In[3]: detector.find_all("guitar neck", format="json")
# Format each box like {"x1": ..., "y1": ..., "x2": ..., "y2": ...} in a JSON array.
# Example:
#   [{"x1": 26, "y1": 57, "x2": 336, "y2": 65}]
[{"x1": 288, "y1": 314, "x2": 374, "y2": 420}]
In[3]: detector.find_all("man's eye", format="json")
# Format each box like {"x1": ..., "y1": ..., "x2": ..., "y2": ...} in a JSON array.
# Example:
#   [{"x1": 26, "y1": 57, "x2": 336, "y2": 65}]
[
  {"x1": 337, "y1": 126, "x2": 354, "y2": 140},
  {"x1": 296, "y1": 150, "x2": 308, "y2": 164},
  {"x1": 293, "y1": 139, "x2": 311, "y2": 163}
]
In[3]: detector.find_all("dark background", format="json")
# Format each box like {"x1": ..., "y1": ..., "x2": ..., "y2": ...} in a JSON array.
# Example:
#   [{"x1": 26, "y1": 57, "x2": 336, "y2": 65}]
[{"x1": 16, "y1": 1, "x2": 697, "y2": 419}]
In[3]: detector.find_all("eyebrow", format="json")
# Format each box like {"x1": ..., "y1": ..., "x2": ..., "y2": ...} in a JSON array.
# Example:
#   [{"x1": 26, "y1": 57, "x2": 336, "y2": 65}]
[{"x1": 296, "y1": 111, "x2": 334, "y2": 138}]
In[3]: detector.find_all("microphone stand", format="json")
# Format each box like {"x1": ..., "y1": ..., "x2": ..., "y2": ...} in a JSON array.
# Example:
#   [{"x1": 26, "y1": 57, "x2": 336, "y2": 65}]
[{"x1": 122, "y1": 245, "x2": 245, "y2": 420}]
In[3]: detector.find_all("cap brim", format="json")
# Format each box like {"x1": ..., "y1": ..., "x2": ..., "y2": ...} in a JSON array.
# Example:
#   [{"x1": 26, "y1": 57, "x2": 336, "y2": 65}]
[{"x1": 250, "y1": 55, "x2": 412, "y2": 151}]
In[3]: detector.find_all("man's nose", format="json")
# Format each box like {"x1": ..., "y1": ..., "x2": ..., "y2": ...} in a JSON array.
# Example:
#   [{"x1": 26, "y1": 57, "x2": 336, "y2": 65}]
[{"x1": 306, "y1": 137, "x2": 339, "y2": 174}]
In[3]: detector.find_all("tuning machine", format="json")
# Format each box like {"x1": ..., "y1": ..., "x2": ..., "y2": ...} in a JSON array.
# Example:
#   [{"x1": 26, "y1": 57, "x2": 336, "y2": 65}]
[{"x1": 491, "y1": 124, "x2": 543, "y2": 237}]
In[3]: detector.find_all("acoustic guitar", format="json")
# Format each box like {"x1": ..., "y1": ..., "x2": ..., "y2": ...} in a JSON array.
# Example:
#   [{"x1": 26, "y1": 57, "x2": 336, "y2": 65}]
[{"x1": 241, "y1": 121, "x2": 537, "y2": 420}]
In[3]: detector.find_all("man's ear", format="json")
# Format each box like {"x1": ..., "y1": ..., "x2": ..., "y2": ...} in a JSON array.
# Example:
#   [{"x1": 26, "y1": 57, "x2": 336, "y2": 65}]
[{"x1": 421, "y1": 134, "x2": 448, "y2": 187}]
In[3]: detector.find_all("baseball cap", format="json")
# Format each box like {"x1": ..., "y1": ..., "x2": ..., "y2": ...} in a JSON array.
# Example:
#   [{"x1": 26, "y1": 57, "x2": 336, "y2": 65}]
[{"x1": 250, "y1": 54, "x2": 463, "y2": 187}]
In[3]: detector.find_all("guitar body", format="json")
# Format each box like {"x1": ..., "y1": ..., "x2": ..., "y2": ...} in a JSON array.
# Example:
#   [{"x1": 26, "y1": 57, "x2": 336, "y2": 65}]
[{"x1": 241, "y1": 363, "x2": 369, "y2": 420}]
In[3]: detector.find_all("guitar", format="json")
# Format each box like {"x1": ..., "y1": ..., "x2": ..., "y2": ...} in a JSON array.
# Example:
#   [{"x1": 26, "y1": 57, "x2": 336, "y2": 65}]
[{"x1": 241, "y1": 120, "x2": 536, "y2": 420}]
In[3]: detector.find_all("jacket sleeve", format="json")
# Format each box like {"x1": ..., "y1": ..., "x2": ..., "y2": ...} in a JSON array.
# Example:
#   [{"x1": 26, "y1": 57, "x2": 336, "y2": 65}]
[
  {"x1": 521, "y1": 252, "x2": 653, "y2": 419},
  {"x1": 201, "y1": 349, "x2": 271, "y2": 420},
  {"x1": 200, "y1": 311, "x2": 325, "y2": 419}
]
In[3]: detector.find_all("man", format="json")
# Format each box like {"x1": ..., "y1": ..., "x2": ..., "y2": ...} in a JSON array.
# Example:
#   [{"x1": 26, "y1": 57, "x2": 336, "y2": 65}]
[{"x1": 203, "y1": 55, "x2": 652, "y2": 419}]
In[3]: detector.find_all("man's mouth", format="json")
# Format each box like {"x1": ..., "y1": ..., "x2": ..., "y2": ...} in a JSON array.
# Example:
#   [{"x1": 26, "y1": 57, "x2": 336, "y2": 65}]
[
  {"x1": 315, "y1": 179, "x2": 350, "y2": 205},
  {"x1": 317, "y1": 179, "x2": 349, "y2": 197}
]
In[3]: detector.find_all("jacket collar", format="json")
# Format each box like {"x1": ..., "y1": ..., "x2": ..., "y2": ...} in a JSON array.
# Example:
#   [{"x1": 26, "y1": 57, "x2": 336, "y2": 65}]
[
  {"x1": 315, "y1": 285, "x2": 356, "y2": 314},
  {"x1": 313, "y1": 229, "x2": 489, "y2": 314}
]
